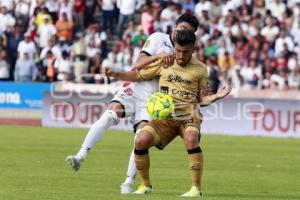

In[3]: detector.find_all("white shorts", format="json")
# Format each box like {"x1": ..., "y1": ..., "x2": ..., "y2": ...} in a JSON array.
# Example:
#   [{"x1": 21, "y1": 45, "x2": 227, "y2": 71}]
[{"x1": 110, "y1": 83, "x2": 151, "y2": 126}]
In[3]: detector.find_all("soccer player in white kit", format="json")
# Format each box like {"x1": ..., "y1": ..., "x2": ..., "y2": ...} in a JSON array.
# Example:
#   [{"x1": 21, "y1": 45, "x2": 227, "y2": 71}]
[{"x1": 66, "y1": 13, "x2": 200, "y2": 194}]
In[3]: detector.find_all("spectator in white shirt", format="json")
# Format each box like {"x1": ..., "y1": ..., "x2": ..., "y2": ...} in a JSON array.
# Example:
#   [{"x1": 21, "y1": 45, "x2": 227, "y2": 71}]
[
  {"x1": 0, "y1": 0, "x2": 14, "y2": 12},
  {"x1": 160, "y1": 2, "x2": 178, "y2": 34},
  {"x1": 0, "y1": 50, "x2": 10, "y2": 81},
  {"x1": 54, "y1": 50, "x2": 72, "y2": 81},
  {"x1": 260, "y1": 16, "x2": 279, "y2": 43},
  {"x1": 17, "y1": 32, "x2": 36, "y2": 60},
  {"x1": 274, "y1": 29, "x2": 294, "y2": 57},
  {"x1": 194, "y1": 0, "x2": 211, "y2": 20},
  {"x1": 116, "y1": 0, "x2": 138, "y2": 39},
  {"x1": 40, "y1": 37, "x2": 62, "y2": 60},
  {"x1": 15, "y1": 0, "x2": 30, "y2": 20},
  {"x1": 267, "y1": 0, "x2": 286, "y2": 21},
  {"x1": 14, "y1": 52, "x2": 36, "y2": 82},
  {"x1": 37, "y1": 16, "x2": 57, "y2": 48},
  {"x1": 59, "y1": 0, "x2": 73, "y2": 23},
  {"x1": 0, "y1": 6, "x2": 16, "y2": 34}
]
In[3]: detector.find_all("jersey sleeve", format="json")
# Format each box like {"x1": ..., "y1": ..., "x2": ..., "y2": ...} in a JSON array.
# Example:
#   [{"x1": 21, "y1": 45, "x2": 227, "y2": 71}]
[
  {"x1": 137, "y1": 60, "x2": 162, "y2": 80},
  {"x1": 140, "y1": 32, "x2": 162, "y2": 56}
]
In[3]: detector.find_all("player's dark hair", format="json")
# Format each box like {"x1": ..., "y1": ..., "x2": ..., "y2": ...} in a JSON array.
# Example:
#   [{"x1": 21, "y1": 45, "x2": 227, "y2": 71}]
[
  {"x1": 176, "y1": 13, "x2": 199, "y2": 32},
  {"x1": 175, "y1": 30, "x2": 196, "y2": 46}
]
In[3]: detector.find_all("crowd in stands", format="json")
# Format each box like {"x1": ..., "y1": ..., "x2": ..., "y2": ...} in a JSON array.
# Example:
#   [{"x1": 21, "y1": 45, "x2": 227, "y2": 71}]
[{"x1": 0, "y1": 0, "x2": 300, "y2": 92}]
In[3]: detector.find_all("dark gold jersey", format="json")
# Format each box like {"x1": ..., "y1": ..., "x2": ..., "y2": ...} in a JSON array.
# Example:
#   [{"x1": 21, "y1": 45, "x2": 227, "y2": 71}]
[{"x1": 138, "y1": 56, "x2": 208, "y2": 118}]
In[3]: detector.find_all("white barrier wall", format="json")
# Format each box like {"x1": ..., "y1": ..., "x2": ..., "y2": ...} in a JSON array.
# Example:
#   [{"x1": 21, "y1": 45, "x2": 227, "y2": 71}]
[
  {"x1": 201, "y1": 98, "x2": 300, "y2": 138},
  {"x1": 42, "y1": 92, "x2": 300, "y2": 138},
  {"x1": 42, "y1": 92, "x2": 133, "y2": 130}
]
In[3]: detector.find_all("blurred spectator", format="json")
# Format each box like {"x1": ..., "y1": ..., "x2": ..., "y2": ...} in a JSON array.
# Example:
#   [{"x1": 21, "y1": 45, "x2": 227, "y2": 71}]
[
  {"x1": 101, "y1": 0, "x2": 115, "y2": 33},
  {"x1": 132, "y1": 25, "x2": 147, "y2": 47},
  {"x1": 206, "y1": 55, "x2": 220, "y2": 93},
  {"x1": 0, "y1": 50, "x2": 10, "y2": 81},
  {"x1": 45, "y1": 0, "x2": 59, "y2": 22},
  {"x1": 40, "y1": 37, "x2": 61, "y2": 60},
  {"x1": 59, "y1": 0, "x2": 73, "y2": 22},
  {"x1": 17, "y1": 32, "x2": 37, "y2": 60},
  {"x1": 116, "y1": 0, "x2": 138, "y2": 39},
  {"x1": 4, "y1": 25, "x2": 23, "y2": 79},
  {"x1": 71, "y1": 33, "x2": 88, "y2": 82},
  {"x1": 84, "y1": 24, "x2": 108, "y2": 58},
  {"x1": 194, "y1": 0, "x2": 211, "y2": 20},
  {"x1": 15, "y1": 0, "x2": 31, "y2": 21},
  {"x1": 0, "y1": 0, "x2": 14, "y2": 12},
  {"x1": 45, "y1": 50, "x2": 57, "y2": 82},
  {"x1": 260, "y1": 17, "x2": 279, "y2": 44},
  {"x1": 37, "y1": 16, "x2": 57, "y2": 48},
  {"x1": 73, "y1": 0, "x2": 85, "y2": 31},
  {"x1": 84, "y1": 0, "x2": 96, "y2": 27},
  {"x1": 204, "y1": 38, "x2": 218, "y2": 57},
  {"x1": 0, "y1": 6, "x2": 16, "y2": 34},
  {"x1": 218, "y1": 51, "x2": 236, "y2": 70},
  {"x1": 181, "y1": 0, "x2": 195, "y2": 14},
  {"x1": 122, "y1": 21, "x2": 136, "y2": 39},
  {"x1": 14, "y1": 52, "x2": 36, "y2": 82},
  {"x1": 267, "y1": 0, "x2": 286, "y2": 21},
  {"x1": 141, "y1": 4, "x2": 155, "y2": 35},
  {"x1": 160, "y1": 2, "x2": 178, "y2": 34},
  {"x1": 274, "y1": 29, "x2": 294, "y2": 57},
  {"x1": 240, "y1": 59, "x2": 262, "y2": 90},
  {"x1": 54, "y1": 50, "x2": 72, "y2": 81},
  {"x1": 35, "y1": 6, "x2": 53, "y2": 29},
  {"x1": 55, "y1": 12, "x2": 74, "y2": 42}
]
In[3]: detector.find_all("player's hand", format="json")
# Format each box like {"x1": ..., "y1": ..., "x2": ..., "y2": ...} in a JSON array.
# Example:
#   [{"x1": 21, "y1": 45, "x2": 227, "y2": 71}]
[
  {"x1": 160, "y1": 53, "x2": 175, "y2": 67},
  {"x1": 216, "y1": 84, "x2": 232, "y2": 99},
  {"x1": 103, "y1": 67, "x2": 119, "y2": 78}
]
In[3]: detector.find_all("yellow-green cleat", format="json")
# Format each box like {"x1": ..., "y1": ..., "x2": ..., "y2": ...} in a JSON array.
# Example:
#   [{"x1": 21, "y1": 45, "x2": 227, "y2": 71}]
[
  {"x1": 132, "y1": 184, "x2": 153, "y2": 194},
  {"x1": 180, "y1": 186, "x2": 203, "y2": 197}
]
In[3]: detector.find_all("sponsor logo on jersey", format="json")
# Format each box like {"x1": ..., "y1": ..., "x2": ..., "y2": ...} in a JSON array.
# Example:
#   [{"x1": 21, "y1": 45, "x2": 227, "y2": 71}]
[
  {"x1": 172, "y1": 89, "x2": 197, "y2": 97},
  {"x1": 160, "y1": 86, "x2": 169, "y2": 94},
  {"x1": 168, "y1": 74, "x2": 192, "y2": 84},
  {"x1": 124, "y1": 87, "x2": 133, "y2": 96},
  {"x1": 123, "y1": 81, "x2": 131, "y2": 87}
]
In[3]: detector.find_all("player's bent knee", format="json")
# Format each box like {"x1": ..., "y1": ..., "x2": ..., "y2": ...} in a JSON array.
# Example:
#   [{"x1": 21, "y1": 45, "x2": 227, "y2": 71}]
[
  {"x1": 107, "y1": 102, "x2": 124, "y2": 118},
  {"x1": 184, "y1": 131, "x2": 200, "y2": 148},
  {"x1": 135, "y1": 131, "x2": 155, "y2": 149}
]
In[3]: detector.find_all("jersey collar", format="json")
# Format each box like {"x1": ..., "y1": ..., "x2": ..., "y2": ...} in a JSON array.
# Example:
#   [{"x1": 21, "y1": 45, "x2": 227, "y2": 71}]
[{"x1": 169, "y1": 34, "x2": 175, "y2": 48}]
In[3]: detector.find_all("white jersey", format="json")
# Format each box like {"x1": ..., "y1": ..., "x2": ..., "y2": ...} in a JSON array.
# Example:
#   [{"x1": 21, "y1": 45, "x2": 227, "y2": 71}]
[
  {"x1": 132, "y1": 32, "x2": 175, "y2": 100},
  {"x1": 111, "y1": 32, "x2": 174, "y2": 124}
]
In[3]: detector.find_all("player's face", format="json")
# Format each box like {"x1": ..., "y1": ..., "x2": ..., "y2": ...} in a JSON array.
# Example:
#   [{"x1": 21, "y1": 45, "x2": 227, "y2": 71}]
[{"x1": 175, "y1": 43, "x2": 194, "y2": 66}]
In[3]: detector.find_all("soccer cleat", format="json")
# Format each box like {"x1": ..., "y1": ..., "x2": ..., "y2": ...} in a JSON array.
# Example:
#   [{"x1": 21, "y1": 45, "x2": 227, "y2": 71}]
[
  {"x1": 120, "y1": 182, "x2": 133, "y2": 194},
  {"x1": 180, "y1": 186, "x2": 203, "y2": 197},
  {"x1": 132, "y1": 184, "x2": 153, "y2": 194},
  {"x1": 66, "y1": 155, "x2": 84, "y2": 171}
]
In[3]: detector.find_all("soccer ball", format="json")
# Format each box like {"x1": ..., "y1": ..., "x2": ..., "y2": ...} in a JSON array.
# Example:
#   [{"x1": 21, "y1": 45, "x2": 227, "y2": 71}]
[{"x1": 147, "y1": 92, "x2": 174, "y2": 119}]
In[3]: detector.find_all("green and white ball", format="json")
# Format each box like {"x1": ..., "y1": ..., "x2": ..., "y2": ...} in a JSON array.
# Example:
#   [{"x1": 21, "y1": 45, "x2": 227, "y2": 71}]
[{"x1": 147, "y1": 92, "x2": 174, "y2": 120}]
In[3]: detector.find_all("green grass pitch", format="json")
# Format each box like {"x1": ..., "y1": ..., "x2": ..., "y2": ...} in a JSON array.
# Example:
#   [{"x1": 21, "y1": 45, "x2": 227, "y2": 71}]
[{"x1": 0, "y1": 125, "x2": 299, "y2": 200}]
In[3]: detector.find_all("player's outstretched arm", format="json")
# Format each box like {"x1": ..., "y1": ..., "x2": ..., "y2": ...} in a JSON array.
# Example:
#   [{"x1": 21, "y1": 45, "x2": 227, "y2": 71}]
[
  {"x1": 104, "y1": 68, "x2": 142, "y2": 82},
  {"x1": 199, "y1": 84, "x2": 232, "y2": 107}
]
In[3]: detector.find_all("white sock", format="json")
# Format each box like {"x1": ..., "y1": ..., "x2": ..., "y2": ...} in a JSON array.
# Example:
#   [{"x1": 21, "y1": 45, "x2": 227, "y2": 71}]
[
  {"x1": 123, "y1": 129, "x2": 142, "y2": 184},
  {"x1": 124, "y1": 149, "x2": 137, "y2": 184},
  {"x1": 76, "y1": 110, "x2": 118, "y2": 159}
]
